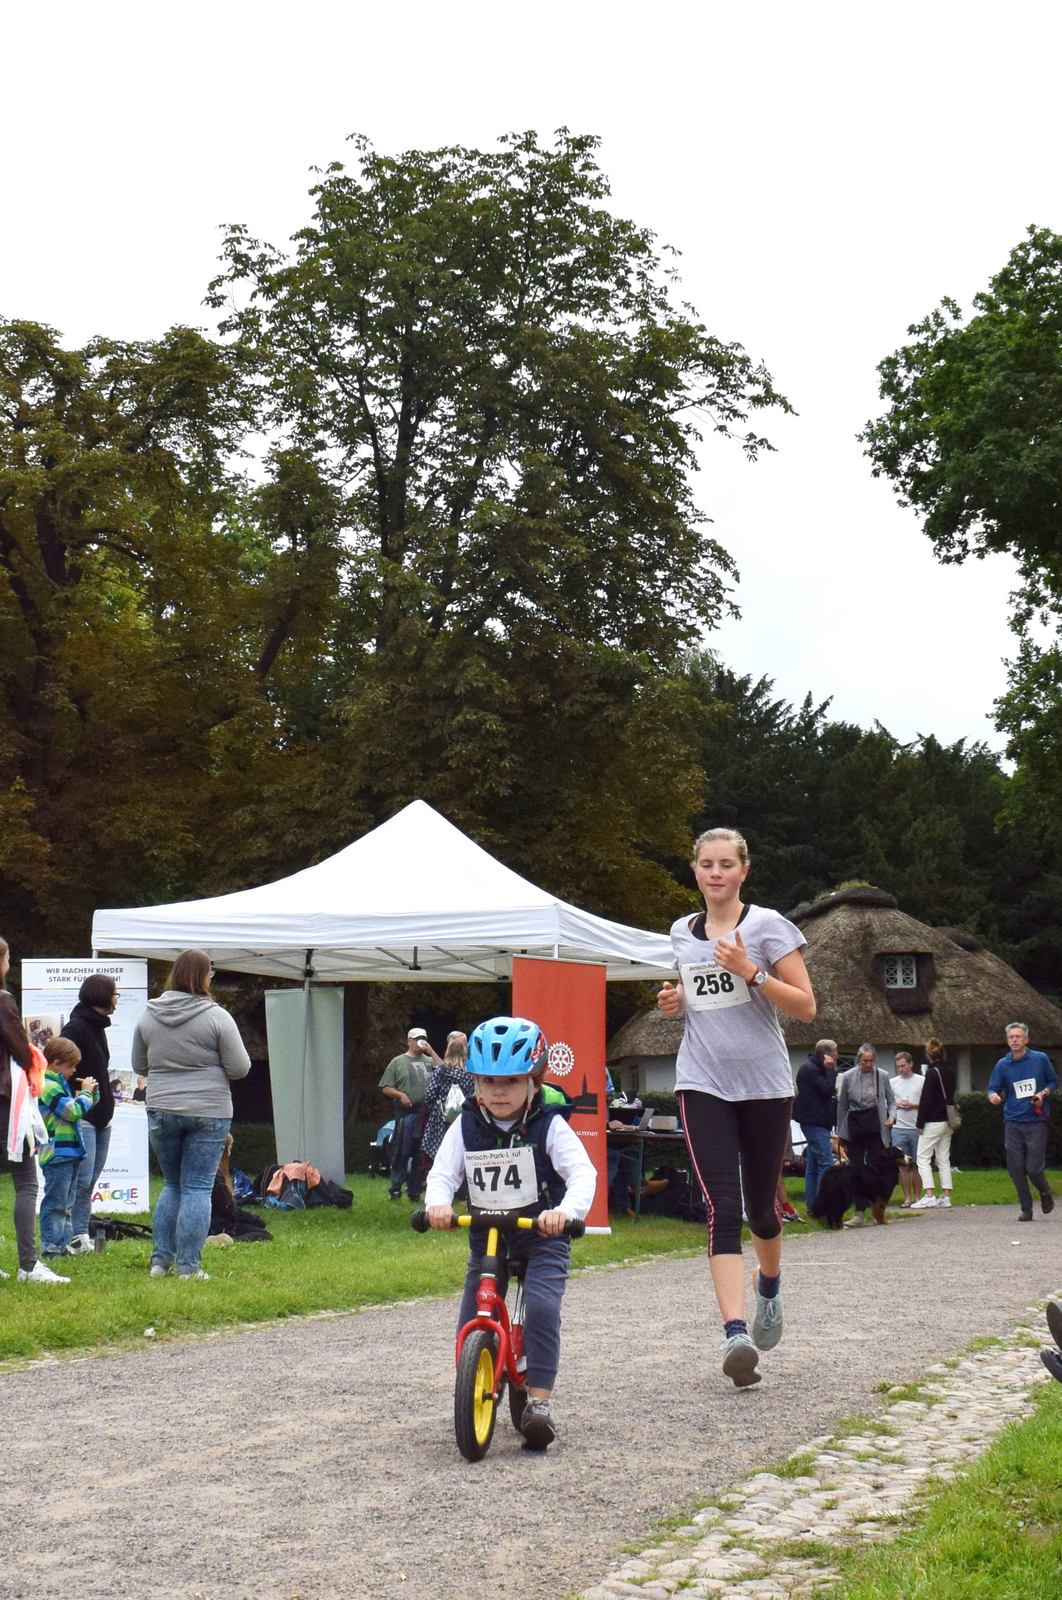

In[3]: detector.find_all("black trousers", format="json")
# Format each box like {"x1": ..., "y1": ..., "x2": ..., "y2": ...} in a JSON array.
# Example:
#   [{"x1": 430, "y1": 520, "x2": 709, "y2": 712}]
[
  {"x1": 0, "y1": 1098, "x2": 40, "y2": 1270},
  {"x1": 679, "y1": 1090, "x2": 793, "y2": 1255}
]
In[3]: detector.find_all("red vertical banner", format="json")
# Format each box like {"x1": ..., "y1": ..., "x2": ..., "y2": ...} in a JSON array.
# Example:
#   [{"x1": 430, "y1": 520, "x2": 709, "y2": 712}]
[{"x1": 511, "y1": 956, "x2": 610, "y2": 1231}]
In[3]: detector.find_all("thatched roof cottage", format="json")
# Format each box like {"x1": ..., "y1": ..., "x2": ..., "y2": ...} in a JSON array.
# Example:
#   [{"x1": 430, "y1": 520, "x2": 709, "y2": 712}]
[{"x1": 607, "y1": 887, "x2": 1062, "y2": 1095}]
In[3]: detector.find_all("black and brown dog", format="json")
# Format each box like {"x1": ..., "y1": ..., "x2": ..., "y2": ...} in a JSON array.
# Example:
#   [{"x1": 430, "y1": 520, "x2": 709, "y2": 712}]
[{"x1": 809, "y1": 1145, "x2": 905, "y2": 1229}]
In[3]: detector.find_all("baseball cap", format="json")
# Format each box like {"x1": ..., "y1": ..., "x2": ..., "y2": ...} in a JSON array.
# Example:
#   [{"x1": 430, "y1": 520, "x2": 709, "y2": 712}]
[{"x1": 407, "y1": 1027, "x2": 428, "y2": 1041}]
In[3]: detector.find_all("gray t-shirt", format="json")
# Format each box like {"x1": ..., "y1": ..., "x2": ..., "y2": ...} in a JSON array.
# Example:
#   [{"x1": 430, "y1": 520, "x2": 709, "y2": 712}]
[{"x1": 671, "y1": 905, "x2": 806, "y2": 1101}]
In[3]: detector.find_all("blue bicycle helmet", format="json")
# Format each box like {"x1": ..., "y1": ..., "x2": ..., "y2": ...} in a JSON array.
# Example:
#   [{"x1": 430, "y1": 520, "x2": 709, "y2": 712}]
[{"x1": 467, "y1": 1015, "x2": 548, "y2": 1077}]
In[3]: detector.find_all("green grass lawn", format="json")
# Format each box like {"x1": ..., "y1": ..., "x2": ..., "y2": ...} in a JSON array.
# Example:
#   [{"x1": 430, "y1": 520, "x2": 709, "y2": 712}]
[
  {"x1": 836, "y1": 1376, "x2": 1062, "y2": 1600},
  {"x1": 0, "y1": 1174, "x2": 703, "y2": 1364}
]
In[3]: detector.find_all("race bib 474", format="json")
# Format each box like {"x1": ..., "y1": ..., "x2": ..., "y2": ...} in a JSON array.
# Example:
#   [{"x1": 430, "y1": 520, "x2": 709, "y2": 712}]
[{"x1": 464, "y1": 1145, "x2": 539, "y2": 1211}]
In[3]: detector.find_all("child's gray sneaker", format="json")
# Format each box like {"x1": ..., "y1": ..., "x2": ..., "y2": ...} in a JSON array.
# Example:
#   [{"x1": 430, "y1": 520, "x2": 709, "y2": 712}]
[
  {"x1": 721, "y1": 1333, "x2": 761, "y2": 1387},
  {"x1": 520, "y1": 1398, "x2": 556, "y2": 1450},
  {"x1": 752, "y1": 1273, "x2": 784, "y2": 1351}
]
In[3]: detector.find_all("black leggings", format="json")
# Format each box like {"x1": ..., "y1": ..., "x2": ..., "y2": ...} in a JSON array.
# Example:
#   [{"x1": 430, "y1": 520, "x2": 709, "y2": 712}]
[{"x1": 679, "y1": 1090, "x2": 793, "y2": 1256}]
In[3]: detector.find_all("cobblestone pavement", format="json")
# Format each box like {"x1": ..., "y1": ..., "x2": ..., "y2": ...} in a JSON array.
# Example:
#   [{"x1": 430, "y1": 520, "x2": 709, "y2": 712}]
[
  {"x1": 0, "y1": 1206, "x2": 1058, "y2": 1600},
  {"x1": 577, "y1": 1302, "x2": 1058, "y2": 1599}
]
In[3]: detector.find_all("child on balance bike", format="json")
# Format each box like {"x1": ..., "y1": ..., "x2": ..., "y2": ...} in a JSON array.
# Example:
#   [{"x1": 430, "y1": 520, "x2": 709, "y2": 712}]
[{"x1": 425, "y1": 1014, "x2": 596, "y2": 1450}]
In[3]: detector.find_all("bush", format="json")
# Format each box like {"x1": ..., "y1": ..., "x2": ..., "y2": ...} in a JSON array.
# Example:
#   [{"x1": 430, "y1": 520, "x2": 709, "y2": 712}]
[
  {"x1": 950, "y1": 1092, "x2": 1062, "y2": 1167},
  {"x1": 230, "y1": 1122, "x2": 278, "y2": 1178}
]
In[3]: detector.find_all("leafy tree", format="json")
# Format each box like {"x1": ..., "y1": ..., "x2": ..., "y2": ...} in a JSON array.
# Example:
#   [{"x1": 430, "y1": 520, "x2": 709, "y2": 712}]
[
  {"x1": 208, "y1": 129, "x2": 790, "y2": 925},
  {"x1": 672, "y1": 654, "x2": 1062, "y2": 998},
  {"x1": 0, "y1": 319, "x2": 362, "y2": 947},
  {"x1": 859, "y1": 227, "x2": 1062, "y2": 850}
]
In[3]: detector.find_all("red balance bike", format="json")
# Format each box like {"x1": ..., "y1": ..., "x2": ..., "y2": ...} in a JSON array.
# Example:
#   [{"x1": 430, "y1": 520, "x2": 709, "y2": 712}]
[{"x1": 411, "y1": 1208, "x2": 584, "y2": 1461}]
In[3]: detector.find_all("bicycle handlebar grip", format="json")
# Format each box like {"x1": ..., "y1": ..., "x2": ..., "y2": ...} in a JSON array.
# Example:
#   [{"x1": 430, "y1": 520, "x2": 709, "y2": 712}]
[
  {"x1": 565, "y1": 1218, "x2": 586, "y2": 1240},
  {"x1": 409, "y1": 1208, "x2": 430, "y2": 1233}
]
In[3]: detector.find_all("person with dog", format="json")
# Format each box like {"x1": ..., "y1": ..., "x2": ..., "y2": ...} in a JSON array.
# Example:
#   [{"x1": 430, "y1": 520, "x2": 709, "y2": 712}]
[
  {"x1": 379, "y1": 1027, "x2": 440, "y2": 1201},
  {"x1": 425, "y1": 1015, "x2": 596, "y2": 1449},
  {"x1": 912, "y1": 1037, "x2": 956, "y2": 1210},
  {"x1": 889, "y1": 1051, "x2": 924, "y2": 1208},
  {"x1": 657, "y1": 828, "x2": 817, "y2": 1389},
  {"x1": 988, "y1": 1022, "x2": 1057, "y2": 1222},
  {"x1": 836, "y1": 1045, "x2": 896, "y2": 1227},
  {"x1": 794, "y1": 1039, "x2": 839, "y2": 1212}
]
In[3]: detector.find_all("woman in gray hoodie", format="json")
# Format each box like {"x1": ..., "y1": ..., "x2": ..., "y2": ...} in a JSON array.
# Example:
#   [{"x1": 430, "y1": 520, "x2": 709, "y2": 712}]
[{"x1": 133, "y1": 950, "x2": 250, "y2": 1279}]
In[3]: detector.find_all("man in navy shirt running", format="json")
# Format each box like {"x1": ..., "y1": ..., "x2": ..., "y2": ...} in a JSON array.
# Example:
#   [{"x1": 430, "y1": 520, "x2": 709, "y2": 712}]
[{"x1": 988, "y1": 1023, "x2": 1058, "y2": 1221}]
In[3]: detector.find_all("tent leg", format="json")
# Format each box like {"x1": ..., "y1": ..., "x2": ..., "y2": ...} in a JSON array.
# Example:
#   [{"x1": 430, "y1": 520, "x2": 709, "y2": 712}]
[{"x1": 298, "y1": 948, "x2": 314, "y2": 1160}]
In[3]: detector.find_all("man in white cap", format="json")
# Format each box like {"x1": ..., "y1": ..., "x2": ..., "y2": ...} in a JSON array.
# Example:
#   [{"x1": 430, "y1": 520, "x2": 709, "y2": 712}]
[{"x1": 379, "y1": 1028, "x2": 440, "y2": 1200}]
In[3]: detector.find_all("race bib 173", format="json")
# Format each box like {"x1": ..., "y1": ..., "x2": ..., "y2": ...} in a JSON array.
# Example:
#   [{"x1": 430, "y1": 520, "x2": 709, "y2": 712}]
[
  {"x1": 464, "y1": 1145, "x2": 539, "y2": 1211},
  {"x1": 681, "y1": 960, "x2": 752, "y2": 1013},
  {"x1": 1013, "y1": 1077, "x2": 1037, "y2": 1100}
]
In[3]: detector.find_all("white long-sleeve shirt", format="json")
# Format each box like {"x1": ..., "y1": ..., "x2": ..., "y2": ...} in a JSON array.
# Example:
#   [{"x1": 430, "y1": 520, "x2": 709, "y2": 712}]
[{"x1": 424, "y1": 1111, "x2": 597, "y2": 1221}]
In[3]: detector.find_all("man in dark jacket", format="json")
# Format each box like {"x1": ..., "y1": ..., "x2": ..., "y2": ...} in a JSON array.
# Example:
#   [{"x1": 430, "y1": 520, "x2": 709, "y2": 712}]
[
  {"x1": 793, "y1": 1039, "x2": 839, "y2": 1213},
  {"x1": 62, "y1": 974, "x2": 118, "y2": 1253}
]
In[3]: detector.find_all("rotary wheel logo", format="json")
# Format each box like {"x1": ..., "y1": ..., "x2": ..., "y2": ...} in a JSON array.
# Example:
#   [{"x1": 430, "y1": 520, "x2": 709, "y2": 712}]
[{"x1": 547, "y1": 1041, "x2": 575, "y2": 1077}]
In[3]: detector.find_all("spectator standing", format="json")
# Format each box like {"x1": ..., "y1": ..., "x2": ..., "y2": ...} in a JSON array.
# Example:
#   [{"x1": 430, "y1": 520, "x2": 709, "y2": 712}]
[
  {"x1": 793, "y1": 1039, "x2": 839, "y2": 1212},
  {"x1": 62, "y1": 973, "x2": 119, "y2": 1254},
  {"x1": 133, "y1": 950, "x2": 251, "y2": 1279},
  {"x1": 38, "y1": 1038, "x2": 98, "y2": 1258},
  {"x1": 988, "y1": 1022, "x2": 1057, "y2": 1222},
  {"x1": 422, "y1": 1034, "x2": 475, "y2": 1168},
  {"x1": 379, "y1": 1027, "x2": 439, "y2": 1201},
  {"x1": 836, "y1": 1044, "x2": 896, "y2": 1228},
  {"x1": 889, "y1": 1051, "x2": 924, "y2": 1207},
  {"x1": 0, "y1": 935, "x2": 70, "y2": 1284},
  {"x1": 912, "y1": 1037, "x2": 957, "y2": 1210}
]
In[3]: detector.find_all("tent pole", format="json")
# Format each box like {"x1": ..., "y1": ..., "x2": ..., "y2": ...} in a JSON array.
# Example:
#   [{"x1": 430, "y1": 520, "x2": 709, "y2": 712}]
[{"x1": 298, "y1": 948, "x2": 314, "y2": 1161}]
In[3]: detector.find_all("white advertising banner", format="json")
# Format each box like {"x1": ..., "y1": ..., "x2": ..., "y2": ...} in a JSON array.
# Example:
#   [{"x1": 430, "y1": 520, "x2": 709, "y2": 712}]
[
  {"x1": 93, "y1": 1102, "x2": 151, "y2": 1214},
  {"x1": 20, "y1": 958, "x2": 148, "y2": 1076}
]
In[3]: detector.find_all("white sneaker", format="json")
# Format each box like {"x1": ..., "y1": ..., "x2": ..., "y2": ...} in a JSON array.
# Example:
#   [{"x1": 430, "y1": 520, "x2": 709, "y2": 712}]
[
  {"x1": 178, "y1": 1269, "x2": 210, "y2": 1281},
  {"x1": 66, "y1": 1234, "x2": 93, "y2": 1255},
  {"x1": 18, "y1": 1260, "x2": 71, "y2": 1284},
  {"x1": 149, "y1": 1263, "x2": 173, "y2": 1278},
  {"x1": 910, "y1": 1194, "x2": 939, "y2": 1210},
  {"x1": 937, "y1": 1195, "x2": 952, "y2": 1208},
  {"x1": 0, "y1": 1266, "x2": 8, "y2": 1279}
]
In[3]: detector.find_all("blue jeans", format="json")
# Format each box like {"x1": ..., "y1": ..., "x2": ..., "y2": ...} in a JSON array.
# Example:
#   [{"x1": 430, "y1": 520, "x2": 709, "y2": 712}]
[
  {"x1": 148, "y1": 1113, "x2": 231, "y2": 1273},
  {"x1": 800, "y1": 1123, "x2": 836, "y2": 1212},
  {"x1": 72, "y1": 1122, "x2": 112, "y2": 1238},
  {"x1": 607, "y1": 1143, "x2": 640, "y2": 1212},
  {"x1": 39, "y1": 1159, "x2": 81, "y2": 1256},
  {"x1": 458, "y1": 1231, "x2": 570, "y2": 1391},
  {"x1": 389, "y1": 1109, "x2": 424, "y2": 1199}
]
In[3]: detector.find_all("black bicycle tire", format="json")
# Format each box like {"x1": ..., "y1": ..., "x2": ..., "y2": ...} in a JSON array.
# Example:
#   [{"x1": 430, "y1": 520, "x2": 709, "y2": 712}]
[{"x1": 454, "y1": 1330, "x2": 498, "y2": 1462}]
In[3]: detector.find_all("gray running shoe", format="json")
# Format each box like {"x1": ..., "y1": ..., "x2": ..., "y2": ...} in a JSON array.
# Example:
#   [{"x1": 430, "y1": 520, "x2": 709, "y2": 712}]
[
  {"x1": 752, "y1": 1273, "x2": 784, "y2": 1351},
  {"x1": 1041, "y1": 1189, "x2": 1055, "y2": 1215},
  {"x1": 721, "y1": 1333, "x2": 761, "y2": 1387},
  {"x1": 520, "y1": 1397, "x2": 556, "y2": 1450}
]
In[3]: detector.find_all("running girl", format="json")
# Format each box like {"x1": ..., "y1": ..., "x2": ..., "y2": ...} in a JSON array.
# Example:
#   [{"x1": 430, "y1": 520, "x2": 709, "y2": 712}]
[{"x1": 658, "y1": 828, "x2": 816, "y2": 1387}]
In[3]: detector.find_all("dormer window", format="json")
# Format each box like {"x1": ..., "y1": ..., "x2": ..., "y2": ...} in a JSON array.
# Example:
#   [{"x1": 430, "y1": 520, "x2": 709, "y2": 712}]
[{"x1": 884, "y1": 955, "x2": 918, "y2": 989}]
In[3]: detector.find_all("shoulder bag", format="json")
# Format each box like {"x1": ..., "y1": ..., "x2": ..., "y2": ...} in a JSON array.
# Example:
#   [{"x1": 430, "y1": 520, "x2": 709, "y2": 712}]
[{"x1": 936, "y1": 1067, "x2": 962, "y2": 1129}]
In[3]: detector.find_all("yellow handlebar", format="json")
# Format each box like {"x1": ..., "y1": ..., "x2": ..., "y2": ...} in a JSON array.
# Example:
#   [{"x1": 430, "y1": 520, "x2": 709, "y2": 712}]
[{"x1": 456, "y1": 1214, "x2": 533, "y2": 1230}]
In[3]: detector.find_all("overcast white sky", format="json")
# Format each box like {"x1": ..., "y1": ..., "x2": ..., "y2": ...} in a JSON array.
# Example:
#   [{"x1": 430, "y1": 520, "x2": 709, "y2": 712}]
[{"x1": 5, "y1": 0, "x2": 1056, "y2": 748}]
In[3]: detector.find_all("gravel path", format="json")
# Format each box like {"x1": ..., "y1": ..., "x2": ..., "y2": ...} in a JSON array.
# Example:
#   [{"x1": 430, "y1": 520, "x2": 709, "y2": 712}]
[{"x1": 1, "y1": 1206, "x2": 1058, "y2": 1600}]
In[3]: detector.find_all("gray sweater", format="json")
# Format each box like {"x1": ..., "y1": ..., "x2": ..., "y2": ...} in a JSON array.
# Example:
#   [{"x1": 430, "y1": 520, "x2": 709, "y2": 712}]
[{"x1": 132, "y1": 992, "x2": 251, "y2": 1117}]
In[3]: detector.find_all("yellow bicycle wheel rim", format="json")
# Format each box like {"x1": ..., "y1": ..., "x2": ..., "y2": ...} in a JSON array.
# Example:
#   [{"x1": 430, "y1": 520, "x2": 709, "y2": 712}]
[{"x1": 473, "y1": 1345, "x2": 495, "y2": 1444}]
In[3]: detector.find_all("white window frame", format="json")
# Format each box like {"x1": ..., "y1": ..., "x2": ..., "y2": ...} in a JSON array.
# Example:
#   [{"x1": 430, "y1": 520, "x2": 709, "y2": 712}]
[{"x1": 884, "y1": 954, "x2": 918, "y2": 989}]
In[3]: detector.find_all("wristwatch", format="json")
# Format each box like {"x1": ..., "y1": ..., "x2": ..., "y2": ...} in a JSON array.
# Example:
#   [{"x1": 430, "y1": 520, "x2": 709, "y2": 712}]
[{"x1": 750, "y1": 967, "x2": 769, "y2": 988}]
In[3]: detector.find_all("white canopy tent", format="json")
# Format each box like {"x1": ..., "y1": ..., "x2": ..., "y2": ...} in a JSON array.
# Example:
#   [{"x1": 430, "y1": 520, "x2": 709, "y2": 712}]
[{"x1": 91, "y1": 799, "x2": 676, "y2": 981}]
